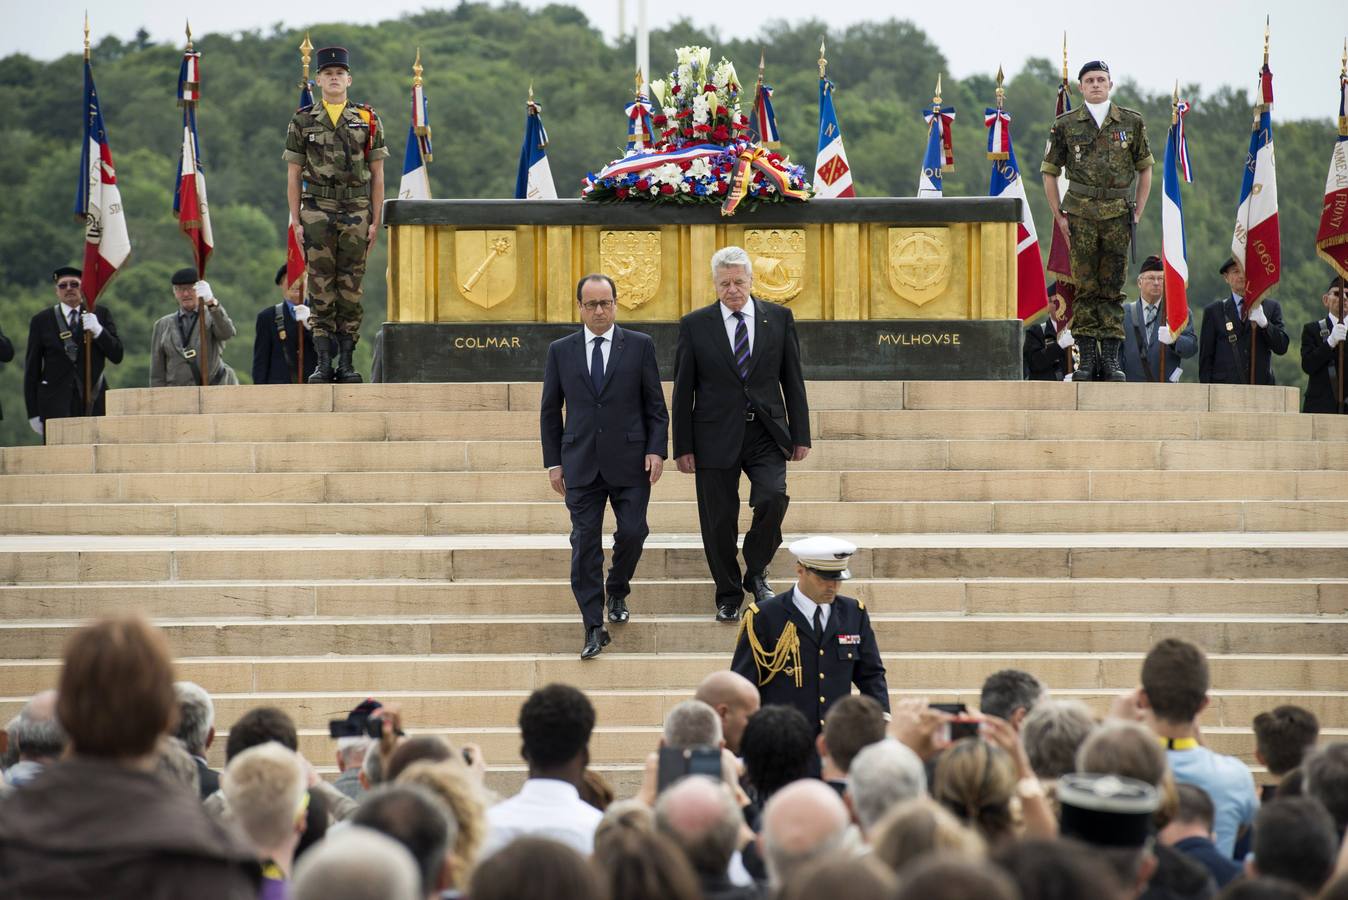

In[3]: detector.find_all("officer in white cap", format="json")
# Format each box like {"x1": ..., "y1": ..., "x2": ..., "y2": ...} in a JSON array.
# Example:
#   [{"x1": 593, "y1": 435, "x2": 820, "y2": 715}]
[{"x1": 730, "y1": 536, "x2": 888, "y2": 736}]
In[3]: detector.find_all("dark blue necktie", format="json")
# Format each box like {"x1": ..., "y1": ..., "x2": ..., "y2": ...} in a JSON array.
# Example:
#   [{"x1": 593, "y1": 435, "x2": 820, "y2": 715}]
[
  {"x1": 590, "y1": 335, "x2": 605, "y2": 393},
  {"x1": 732, "y1": 312, "x2": 750, "y2": 381}
]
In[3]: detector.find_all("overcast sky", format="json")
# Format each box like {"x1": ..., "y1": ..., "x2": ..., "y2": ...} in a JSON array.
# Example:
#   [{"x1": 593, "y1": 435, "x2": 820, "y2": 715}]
[{"x1": 9, "y1": 0, "x2": 1347, "y2": 121}]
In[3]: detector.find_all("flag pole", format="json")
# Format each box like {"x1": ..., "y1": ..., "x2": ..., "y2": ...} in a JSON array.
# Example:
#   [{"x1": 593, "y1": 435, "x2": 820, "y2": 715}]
[
  {"x1": 83, "y1": 14, "x2": 94, "y2": 414},
  {"x1": 1161, "y1": 81, "x2": 1180, "y2": 384},
  {"x1": 182, "y1": 20, "x2": 209, "y2": 388},
  {"x1": 1338, "y1": 42, "x2": 1346, "y2": 411},
  {"x1": 1248, "y1": 19, "x2": 1272, "y2": 386},
  {"x1": 297, "y1": 33, "x2": 312, "y2": 383},
  {"x1": 1060, "y1": 33, "x2": 1077, "y2": 377}
]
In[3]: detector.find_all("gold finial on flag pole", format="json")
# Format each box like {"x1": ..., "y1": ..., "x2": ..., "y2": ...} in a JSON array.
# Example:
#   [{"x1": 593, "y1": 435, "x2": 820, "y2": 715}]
[
  {"x1": 818, "y1": 39, "x2": 827, "y2": 79},
  {"x1": 1061, "y1": 31, "x2": 1068, "y2": 83},
  {"x1": 299, "y1": 32, "x2": 313, "y2": 83},
  {"x1": 932, "y1": 73, "x2": 943, "y2": 110},
  {"x1": 1262, "y1": 15, "x2": 1270, "y2": 67},
  {"x1": 995, "y1": 65, "x2": 1005, "y2": 109},
  {"x1": 634, "y1": 67, "x2": 643, "y2": 96},
  {"x1": 413, "y1": 47, "x2": 423, "y2": 87},
  {"x1": 185, "y1": 20, "x2": 193, "y2": 52},
  {"x1": 1172, "y1": 79, "x2": 1180, "y2": 125},
  {"x1": 83, "y1": 11, "x2": 90, "y2": 61},
  {"x1": 758, "y1": 49, "x2": 766, "y2": 82}
]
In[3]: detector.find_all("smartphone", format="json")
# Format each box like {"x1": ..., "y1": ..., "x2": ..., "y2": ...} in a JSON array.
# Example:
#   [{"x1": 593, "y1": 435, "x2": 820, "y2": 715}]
[
  {"x1": 657, "y1": 746, "x2": 722, "y2": 793},
  {"x1": 929, "y1": 702, "x2": 980, "y2": 742}
]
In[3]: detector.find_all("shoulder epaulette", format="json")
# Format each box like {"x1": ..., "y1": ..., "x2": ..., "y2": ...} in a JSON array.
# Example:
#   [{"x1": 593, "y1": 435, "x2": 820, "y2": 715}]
[
  {"x1": 353, "y1": 103, "x2": 379, "y2": 157},
  {"x1": 1114, "y1": 105, "x2": 1144, "y2": 118},
  {"x1": 736, "y1": 602, "x2": 800, "y2": 689},
  {"x1": 857, "y1": 598, "x2": 866, "y2": 611},
  {"x1": 747, "y1": 601, "x2": 760, "y2": 615}
]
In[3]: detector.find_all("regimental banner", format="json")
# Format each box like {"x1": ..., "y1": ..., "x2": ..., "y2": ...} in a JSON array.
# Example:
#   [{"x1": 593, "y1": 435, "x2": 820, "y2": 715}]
[
  {"x1": 455, "y1": 230, "x2": 517, "y2": 309},
  {"x1": 887, "y1": 228, "x2": 951, "y2": 306},
  {"x1": 745, "y1": 229, "x2": 806, "y2": 303},
  {"x1": 600, "y1": 230, "x2": 662, "y2": 310}
]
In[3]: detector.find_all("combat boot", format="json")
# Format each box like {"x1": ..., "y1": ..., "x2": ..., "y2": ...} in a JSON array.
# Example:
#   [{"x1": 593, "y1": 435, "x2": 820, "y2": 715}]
[
  {"x1": 307, "y1": 340, "x2": 334, "y2": 384},
  {"x1": 334, "y1": 335, "x2": 363, "y2": 384},
  {"x1": 1099, "y1": 338, "x2": 1127, "y2": 382},
  {"x1": 1073, "y1": 338, "x2": 1099, "y2": 382}
]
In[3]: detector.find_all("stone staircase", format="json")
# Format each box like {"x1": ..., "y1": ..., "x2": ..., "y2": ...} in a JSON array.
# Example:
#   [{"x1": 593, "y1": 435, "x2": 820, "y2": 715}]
[{"x1": 1, "y1": 381, "x2": 1345, "y2": 794}]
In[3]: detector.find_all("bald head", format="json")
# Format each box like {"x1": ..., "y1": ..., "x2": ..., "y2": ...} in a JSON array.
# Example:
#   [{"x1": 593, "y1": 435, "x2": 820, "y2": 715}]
[
  {"x1": 694, "y1": 671, "x2": 760, "y2": 754},
  {"x1": 15, "y1": 690, "x2": 66, "y2": 762},
  {"x1": 761, "y1": 779, "x2": 851, "y2": 886},
  {"x1": 655, "y1": 775, "x2": 744, "y2": 877},
  {"x1": 292, "y1": 826, "x2": 421, "y2": 900}
]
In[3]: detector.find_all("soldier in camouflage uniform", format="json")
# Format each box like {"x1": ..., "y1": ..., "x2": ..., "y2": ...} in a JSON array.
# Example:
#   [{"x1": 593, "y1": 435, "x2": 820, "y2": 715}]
[
  {"x1": 1041, "y1": 60, "x2": 1153, "y2": 382},
  {"x1": 284, "y1": 46, "x2": 387, "y2": 384}
]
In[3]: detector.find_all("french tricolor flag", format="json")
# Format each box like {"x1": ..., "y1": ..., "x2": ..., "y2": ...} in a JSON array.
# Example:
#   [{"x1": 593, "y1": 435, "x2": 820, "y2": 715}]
[
  {"x1": 1162, "y1": 99, "x2": 1194, "y2": 336},
  {"x1": 1232, "y1": 63, "x2": 1280, "y2": 310},
  {"x1": 515, "y1": 97, "x2": 557, "y2": 200},
  {"x1": 813, "y1": 77, "x2": 854, "y2": 198},
  {"x1": 75, "y1": 58, "x2": 130, "y2": 307},
  {"x1": 984, "y1": 107, "x2": 1048, "y2": 321},
  {"x1": 399, "y1": 81, "x2": 433, "y2": 200},
  {"x1": 174, "y1": 47, "x2": 212, "y2": 276},
  {"x1": 918, "y1": 105, "x2": 955, "y2": 198},
  {"x1": 1315, "y1": 67, "x2": 1348, "y2": 278}
]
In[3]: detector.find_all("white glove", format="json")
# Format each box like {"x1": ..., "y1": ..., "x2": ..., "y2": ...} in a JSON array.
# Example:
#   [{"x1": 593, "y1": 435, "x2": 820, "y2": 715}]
[
  {"x1": 1056, "y1": 328, "x2": 1074, "y2": 349},
  {"x1": 1328, "y1": 322, "x2": 1347, "y2": 348},
  {"x1": 293, "y1": 304, "x2": 311, "y2": 323},
  {"x1": 1157, "y1": 325, "x2": 1174, "y2": 345},
  {"x1": 1063, "y1": 372, "x2": 1074, "y2": 382},
  {"x1": 1249, "y1": 305, "x2": 1268, "y2": 328},
  {"x1": 1169, "y1": 368, "x2": 1182, "y2": 383},
  {"x1": 28, "y1": 417, "x2": 43, "y2": 437},
  {"x1": 194, "y1": 280, "x2": 213, "y2": 301},
  {"x1": 81, "y1": 311, "x2": 103, "y2": 338}
]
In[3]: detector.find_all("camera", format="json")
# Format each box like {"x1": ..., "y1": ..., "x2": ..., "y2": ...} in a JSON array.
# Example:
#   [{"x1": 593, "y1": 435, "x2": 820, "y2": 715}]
[
  {"x1": 656, "y1": 746, "x2": 722, "y2": 793},
  {"x1": 327, "y1": 714, "x2": 384, "y2": 740},
  {"x1": 929, "y1": 702, "x2": 981, "y2": 742}
]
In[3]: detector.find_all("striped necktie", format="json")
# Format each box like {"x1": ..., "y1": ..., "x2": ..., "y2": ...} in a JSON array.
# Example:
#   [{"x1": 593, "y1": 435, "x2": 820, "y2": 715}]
[{"x1": 732, "y1": 312, "x2": 750, "y2": 381}]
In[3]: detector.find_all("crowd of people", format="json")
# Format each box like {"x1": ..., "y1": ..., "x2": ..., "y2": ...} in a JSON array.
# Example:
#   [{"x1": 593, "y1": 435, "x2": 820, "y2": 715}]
[{"x1": 1, "y1": 614, "x2": 1346, "y2": 900}]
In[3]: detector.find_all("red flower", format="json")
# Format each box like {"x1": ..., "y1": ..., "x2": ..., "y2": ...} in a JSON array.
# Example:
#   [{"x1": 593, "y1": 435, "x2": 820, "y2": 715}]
[
  {"x1": 671, "y1": 84, "x2": 681, "y2": 95},
  {"x1": 652, "y1": 114, "x2": 668, "y2": 126},
  {"x1": 675, "y1": 109, "x2": 692, "y2": 119},
  {"x1": 715, "y1": 180, "x2": 728, "y2": 194},
  {"x1": 660, "y1": 183, "x2": 675, "y2": 195},
  {"x1": 693, "y1": 124, "x2": 711, "y2": 133},
  {"x1": 704, "y1": 83, "x2": 717, "y2": 93},
  {"x1": 712, "y1": 125, "x2": 730, "y2": 141},
  {"x1": 679, "y1": 160, "x2": 692, "y2": 171},
  {"x1": 635, "y1": 178, "x2": 650, "y2": 192},
  {"x1": 729, "y1": 82, "x2": 738, "y2": 92},
  {"x1": 768, "y1": 152, "x2": 783, "y2": 164},
  {"x1": 716, "y1": 106, "x2": 728, "y2": 118},
  {"x1": 616, "y1": 187, "x2": 629, "y2": 200}
]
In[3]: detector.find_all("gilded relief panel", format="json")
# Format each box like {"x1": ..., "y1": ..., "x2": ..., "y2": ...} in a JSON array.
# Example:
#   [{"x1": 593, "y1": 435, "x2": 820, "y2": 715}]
[
  {"x1": 866, "y1": 224, "x2": 971, "y2": 319},
  {"x1": 434, "y1": 226, "x2": 538, "y2": 321}
]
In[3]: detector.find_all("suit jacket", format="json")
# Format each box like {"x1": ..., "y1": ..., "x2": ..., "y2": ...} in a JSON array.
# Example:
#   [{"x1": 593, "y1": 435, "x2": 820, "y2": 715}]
[
  {"x1": 731, "y1": 589, "x2": 888, "y2": 734},
  {"x1": 23, "y1": 304, "x2": 123, "y2": 421},
  {"x1": 251, "y1": 302, "x2": 318, "y2": 385},
  {"x1": 1121, "y1": 300, "x2": 1198, "y2": 383},
  {"x1": 194, "y1": 757, "x2": 220, "y2": 801},
  {"x1": 1198, "y1": 296, "x2": 1289, "y2": 385},
  {"x1": 540, "y1": 325, "x2": 669, "y2": 489},
  {"x1": 1023, "y1": 320, "x2": 1067, "y2": 381},
  {"x1": 672, "y1": 299, "x2": 809, "y2": 468},
  {"x1": 1301, "y1": 316, "x2": 1347, "y2": 414},
  {"x1": 0, "y1": 324, "x2": 13, "y2": 419},
  {"x1": 150, "y1": 305, "x2": 239, "y2": 388}
]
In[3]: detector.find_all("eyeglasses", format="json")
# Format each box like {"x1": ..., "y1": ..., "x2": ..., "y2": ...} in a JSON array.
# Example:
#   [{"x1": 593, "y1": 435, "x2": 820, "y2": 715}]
[
  {"x1": 56, "y1": 281, "x2": 80, "y2": 289},
  {"x1": 580, "y1": 300, "x2": 615, "y2": 311}
]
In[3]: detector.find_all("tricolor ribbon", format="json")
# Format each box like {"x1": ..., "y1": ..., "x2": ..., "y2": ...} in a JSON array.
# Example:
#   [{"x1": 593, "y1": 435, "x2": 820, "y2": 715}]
[
  {"x1": 582, "y1": 142, "x2": 726, "y2": 192},
  {"x1": 923, "y1": 106, "x2": 956, "y2": 170},
  {"x1": 177, "y1": 51, "x2": 201, "y2": 104},
  {"x1": 752, "y1": 83, "x2": 780, "y2": 147},
  {"x1": 625, "y1": 96, "x2": 655, "y2": 150},
  {"x1": 984, "y1": 108, "x2": 1010, "y2": 161},
  {"x1": 1174, "y1": 100, "x2": 1193, "y2": 183},
  {"x1": 411, "y1": 82, "x2": 432, "y2": 160},
  {"x1": 720, "y1": 145, "x2": 810, "y2": 217}
]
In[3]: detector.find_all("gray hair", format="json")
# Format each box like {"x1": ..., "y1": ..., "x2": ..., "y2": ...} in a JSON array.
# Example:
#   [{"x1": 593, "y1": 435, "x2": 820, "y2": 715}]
[
  {"x1": 13, "y1": 690, "x2": 67, "y2": 761},
  {"x1": 663, "y1": 699, "x2": 723, "y2": 749},
  {"x1": 337, "y1": 736, "x2": 374, "y2": 768},
  {"x1": 847, "y1": 739, "x2": 928, "y2": 832},
  {"x1": 1022, "y1": 699, "x2": 1097, "y2": 780},
  {"x1": 361, "y1": 737, "x2": 385, "y2": 787},
  {"x1": 710, "y1": 246, "x2": 753, "y2": 281},
  {"x1": 173, "y1": 681, "x2": 215, "y2": 756},
  {"x1": 292, "y1": 826, "x2": 422, "y2": 900}
]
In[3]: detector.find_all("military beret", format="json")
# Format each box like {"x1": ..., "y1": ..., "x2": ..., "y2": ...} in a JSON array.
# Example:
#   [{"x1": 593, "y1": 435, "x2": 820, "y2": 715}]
[
  {"x1": 315, "y1": 46, "x2": 350, "y2": 72},
  {"x1": 790, "y1": 536, "x2": 856, "y2": 580},
  {"x1": 1327, "y1": 277, "x2": 1345, "y2": 294},
  {"x1": 171, "y1": 267, "x2": 199, "y2": 285},
  {"x1": 1057, "y1": 773, "x2": 1158, "y2": 849},
  {"x1": 1046, "y1": 280, "x2": 1060, "y2": 296},
  {"x1": 1139, "y1": 255, "x2": 1163, "y2": 274},
  {"x1": 275, "y1": 264, "x2": 290, "y2": 286},
  {"x1": 1219, "y1": 257, "x2": 1241, "y2": 276},
  {"x1": 1078, "y1": 60, "x2": 1110, "y2": 80},
  {"x1": 52, "y1": 266, "x2": 82, "y2": 282}
]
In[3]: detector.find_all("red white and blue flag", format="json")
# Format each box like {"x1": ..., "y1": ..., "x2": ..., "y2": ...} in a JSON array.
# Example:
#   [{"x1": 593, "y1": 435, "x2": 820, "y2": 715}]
[
  {"x1": 1232, "y1": 63, "x2": 1280, "y2": 310},
  {"x1": 625, "y1": 92, "x2": 655, "y2": 153},
  {"x1": 1045, "y1": 77, "x2": 1074, "y2": 326},
  {"x1": 750, "y1": 80, "x2": 780, "y2": 147},
  {"x1": 174, "y1": 48, "x2": 213, "y2": 277},
  {"x1": 286, "y1": 77, "x2": 315, "y2": 289},
  {"x1": 985, "y1": 107, "x2": 1049, "y2": 321},
  {"x1": 399, "y1": 79, "x2": 433, "y2": 200},
  {"x1": 919, "y1": 104, "x2": 955, "y2": 198},
  {"x1": 813, "y1": 77, "x2": 854, "y2": 198},
  {"x1": 1162, "y1": 99, "x2": 1194, "y2": 336},
  {"x1": 516, "y1": 97, "x2": 557, "y2": 200},
  {"x1": 1315, "y1": 65, "x2": 1348, "y2": 279},
  {"x1": 75, "y1": 58, "x2": 130, "y2": 308}
]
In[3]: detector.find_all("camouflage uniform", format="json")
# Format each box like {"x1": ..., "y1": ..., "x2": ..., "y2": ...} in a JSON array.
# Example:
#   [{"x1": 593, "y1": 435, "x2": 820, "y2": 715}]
[
  {"x1": 282, "y1": 102, "x2": 388, "y2": 340},
  {"x1": 1041, "y1": 104, "x2": 1153, "y2": 340}
]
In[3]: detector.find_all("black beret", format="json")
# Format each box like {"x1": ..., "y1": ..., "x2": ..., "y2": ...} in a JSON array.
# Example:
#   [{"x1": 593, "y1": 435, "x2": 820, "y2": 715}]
[
  {"x1": 1329, "y1": 277, "x2": 1346, "y2": 294},
  {"x1": 275, "y1": 265, "x2": 290, "y2": 286},
  {"x1": 1047, "y1": 280, "x2": 1060, "y2": 296},
  {"x1": 315, "y1": 46, "x2": 350, "y2": 71},
  {"x1": 1078, "y1": 60, "x2": 1110, "y2": 80},
  {"x1": 1139, "y1": 255, "x2": 1163, "y2": 274},
  {"x1": 171, "y1": 267, "x2": 199, "y2": 285},
  {"x1": 1219, "y1": 257, "x2": 1241, "y2": 276},
  {"x1": 52, "y1": 266, "x2": 82, "y2": 282}
]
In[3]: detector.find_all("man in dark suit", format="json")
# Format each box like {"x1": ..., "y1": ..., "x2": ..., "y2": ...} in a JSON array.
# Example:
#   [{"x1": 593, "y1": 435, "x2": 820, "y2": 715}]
[
  {"x1": 1121, "y1": 255, "x2": 1197, "y2": 383},
  {"x1": 252, "y1": 265, "x2": 318, "y2": 385},
  {"x1": 23, "y1": 266, "x2": 123, "y2": 440},
  {"x1": 672, "y1": 245, "x2": 811, "y2": 623},
  {"x1": 1023, "y1": 281, "x2": 1073, "y2": 381},
  {"x1": 1199, "y1": 258, "x2": 1290, "y2": 385},
  {"x1": 731, "y1": 537, "x2": 888, "y2": 736},
  {"x1": 541, "y1": 274, "x2": 669, "y2": 660},
  {"x1": 1300, "y1": 277, "x2": 1347, "y2": 414}
]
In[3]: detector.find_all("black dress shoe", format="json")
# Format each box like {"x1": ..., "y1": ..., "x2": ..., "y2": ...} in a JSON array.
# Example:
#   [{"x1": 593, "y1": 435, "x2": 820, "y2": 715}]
[
  {"x1": 715, "y1": 603, "x2": 741, "y2": 623},
  {"x1": 581, "y1": 626, "x2": 611, "y2": 660},
  {"x1": 606, "y1": 595, "x2": 630, "y2": 624},
  {"x1": 745, "y1": 574, "x2": 774, "y2": 605}
]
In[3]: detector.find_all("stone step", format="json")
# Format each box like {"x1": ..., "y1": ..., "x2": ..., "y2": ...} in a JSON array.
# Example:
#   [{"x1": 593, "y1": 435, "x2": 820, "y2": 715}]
[
  {"x1": 45, "y1": 408, "x2": 1348, "y2": 447},
  {"x1": 2, "y1": 578, "x2": 1342, "y2": 621},
  {"x1": 6, "y1": 651, "x2": 1345, "y2": 697},
  {"x1": 5, "y1": 498, "x2": 1348, "y2": 536},
  {"x1": 103, "y1": 381, "x2": 1302, "y2": 418},
  {"x1": 2, "y1": 614, "x2": 1344, "y2": 660},
  {"x1": 5, "y1": 536, "x2": 1347, "y2": 583}
]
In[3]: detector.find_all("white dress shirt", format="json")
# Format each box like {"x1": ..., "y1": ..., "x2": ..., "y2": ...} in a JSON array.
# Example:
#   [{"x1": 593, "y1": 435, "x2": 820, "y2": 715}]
[
  {"x1": 584, "y1": 323, "x2": 616, "y2": 374},
  {"x1": 721, "y1": 299, "x2": 756, "y2": 356},
  {"x1": 792, "y1": 584, "x2": 831, "y2": 632},
  {"x1": 1085, "y1": 100, "x2": 1110, "y2": 129},
  {"x1": 481, "y1": 778, "x2": 603, "y2": 859}
]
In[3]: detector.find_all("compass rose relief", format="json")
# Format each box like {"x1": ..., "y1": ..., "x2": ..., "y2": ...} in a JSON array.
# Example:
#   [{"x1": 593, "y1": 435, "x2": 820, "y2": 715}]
[{"x1": 887, "y1": 228, "x2": 952, "y2": 306}]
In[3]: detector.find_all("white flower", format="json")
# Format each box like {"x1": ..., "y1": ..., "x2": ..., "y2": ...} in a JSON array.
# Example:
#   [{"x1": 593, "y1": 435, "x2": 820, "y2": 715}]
[
  {"x1": 677, "y1": 65, "x2": 692, "y2": 92},
  {"x1": 680, "y1": 181, "x2": 692, "y2": 193},
  {"x1": 649, "y1": 185, "x2": 660, "y2": 196},
  {"x1": 652, "y1": 163, "x2": 683, "y2": 183},
  {"x1": 692, "y1": 92, "x2": 711, "y2": 125},
  {"x1": 648, "y1": 79, "x2": 667, "y2": 108},
  {"x1": 687, "y1": 158, "x2": 712, "y2": 179},
  {"x1": 675, "y1": 46, "x2": 696, "y2": 66},
  {"x1": 662, "y1": 105, "x2": 678, "y2": 122},
  {"x1": 694, "y1": 48, "x2": 711, "y2": 77}
]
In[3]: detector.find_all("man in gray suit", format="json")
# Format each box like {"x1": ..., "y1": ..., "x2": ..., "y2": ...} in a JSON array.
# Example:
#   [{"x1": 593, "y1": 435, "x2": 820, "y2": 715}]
[
  {"x1": 1121, "y1": 255, "x2": 1196, "y2": 383},
  {"x1": 150, "y1": 268, "x2": 239, "y2": 387}
]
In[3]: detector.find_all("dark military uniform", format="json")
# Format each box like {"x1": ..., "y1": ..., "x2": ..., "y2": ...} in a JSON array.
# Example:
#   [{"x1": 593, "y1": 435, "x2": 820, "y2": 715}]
[
  {"x1": 731, "y1": 590, "x2": 888, "y2": 735},
  {"x1": 1300, "y1": 315, "x2": 1348, "y2": 413},
  {"x1": 1041, "y1": 105, "x2": 1153, "y2": 342},
  {"x1": 1023, "y1": 320, "x2": 1069, "y2": 381},
  {"x1": 282, "y1": 91, "x2": 387, "y2": 344}
]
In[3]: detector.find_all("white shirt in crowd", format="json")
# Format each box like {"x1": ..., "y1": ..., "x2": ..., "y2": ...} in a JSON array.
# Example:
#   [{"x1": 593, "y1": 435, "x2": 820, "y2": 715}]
[
  {"x1": 720, "y1": 299, "x2": 756, "y2": 356},
  {"x1": 481, "y1": 778, "x2": 603, "y2": 859},
  {"x1": 792, "y1": 584, "x2": 831, "y2": 632}
]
